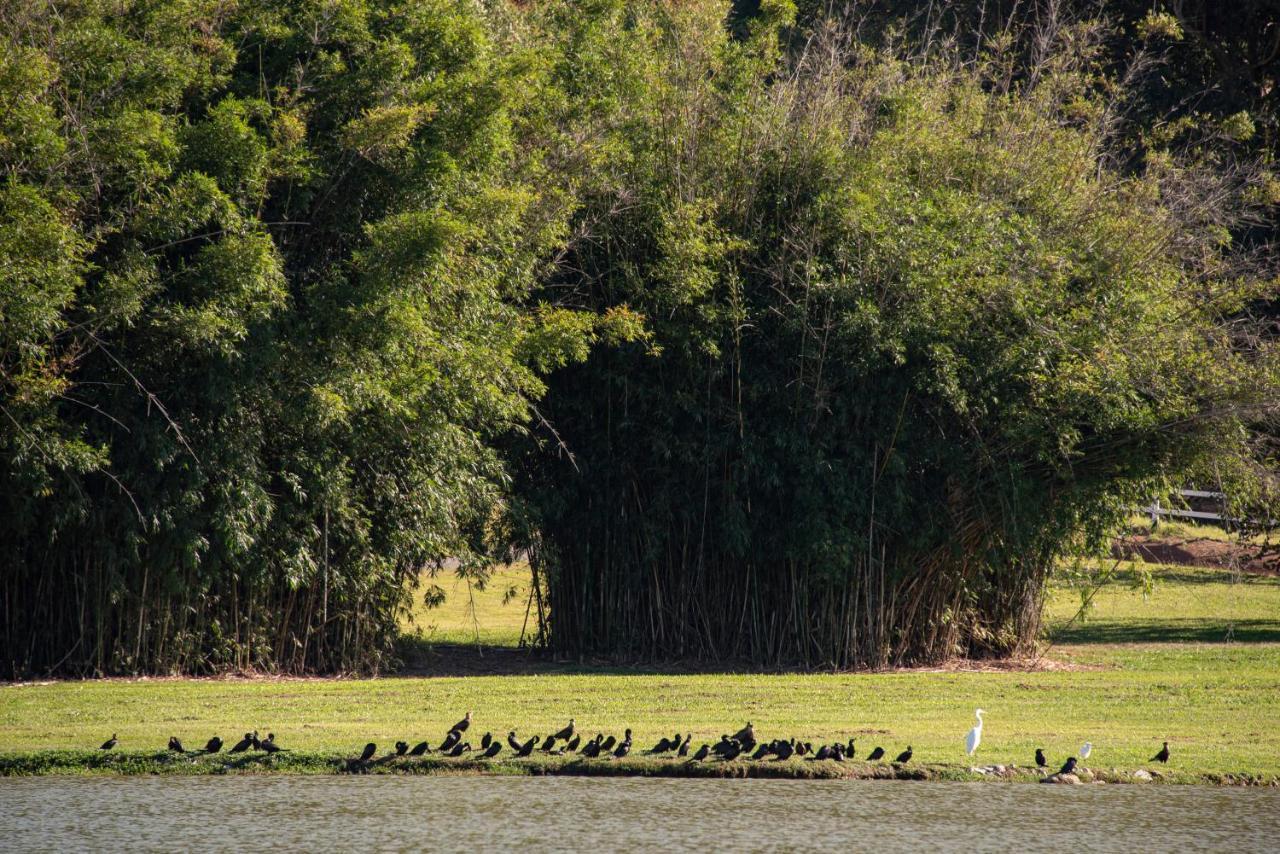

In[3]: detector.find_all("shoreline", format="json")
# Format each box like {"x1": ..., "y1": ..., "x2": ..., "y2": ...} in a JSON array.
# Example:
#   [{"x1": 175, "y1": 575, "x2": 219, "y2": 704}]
[{"x1": 0, "y1": 751, "x2": 1273, "y2": 787}]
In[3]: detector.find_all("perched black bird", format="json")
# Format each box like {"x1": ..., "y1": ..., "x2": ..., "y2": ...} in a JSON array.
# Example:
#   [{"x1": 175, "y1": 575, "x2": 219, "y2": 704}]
[
  {"x1": 581, "y1": 737, "x2": 602, "y2": 758},
  {"x1": 1057, "y1": 756, "x2": 1078, "y2": 775},
  {"x1": 203, "y1": 736, "x2": 223, "y2": 754},
  {"x1": 229, "y1": 732, "x2": 256, "y2": 754},
  {"x1": 541, "y1": 736, "x2": 557, "y2": 753},
  {"x1": 613, "y1": 729, "x2": 633, "y2": 759},
  {"x1": 831, "y1": 744, "x2": 846, "y2": 762},
  {"x1": 796, "y1": 742, "x2": 810, "y2": 757},
  {"x1": 566, "y1": 734, "x2": 581, "y2": 753},
  {"x1": 846, "y1": 738, "x2": 856, "y2": 759},
  {"x1": 721, "y1": 741, "x2": 743, "y2": 761},
  {"x1": 515, "y1": 736, "x2": 539, "y2": 757},
  {"x1": 395, "y1": 741, "x2": 409, "y2": 756},
  {"x1": 1035, "y1": 748, "x2": 1047, "y2": 768},
  {"x1": 814, "y1": 745, "x2": 833, "y2": 761},
  {"x1": 648, "y1": 736, "x2": 672, "y2": 754},
  {"x1": 409, "y1": 741, "x2": 431, "y2": 756},
  {"x1": 508, "y1": 731, "x2": 523, "y2": 751},
  {"x1": 773, "y1": 740, "x2": 794, "y2": 761},
  {"x1": 168, "y1": 736, "x2": 185, "y2": 753},
  {"x1": 1152, "y1": 742, "x2": 1170, "y2": 764},
  {"x1": 440, "y1": 730, "x2": 462, "y2": 753},
  {"x1": 550, "y1": 719, "x2": 575, "y2": 742},
  {"x1": 712, "y1": 736, "x2": 734, "y2": 756},
  {"x1": 450, "y1": 712, "x2": 472, "y2": 735},
  {"x1": 866, "y1": 746, "x2": 885, "y2": 762},
  {"x1": 448, "y1": 741, "x2": 472, "y2": 758},
  {"x1": 99, "y1": 734, "x2": 118, "y2": 751},
  {"x1": 691, "y1": 743, "x2": 710, "y2": 762},
  {"x1": 731, "y1": 722, "x2": 755, "y2": 744},
  {"x1": 359, "y1": 743, "x2": 377, "y2": 763},
  {"x1": 259, "y1": 734, "x2": 282, "y2": 754},
  {"x1": 894, "y1": 746, "x2": 913, "y2": 764},
  {"x1": 751, "y1": 742, "x2": 772, "y2": 761},
  {"x1": 677, "y1": 735, "x2": 691, "y2": 757},
  {"x1": 600, "y1": 735, "x2": 617, "y2": 752},
  {"x1": 480, "y1": 742, "x2": 502, "y2": 759},
  {"x1": 480, "y1": 732, "x2": 492, "y2": 750}
]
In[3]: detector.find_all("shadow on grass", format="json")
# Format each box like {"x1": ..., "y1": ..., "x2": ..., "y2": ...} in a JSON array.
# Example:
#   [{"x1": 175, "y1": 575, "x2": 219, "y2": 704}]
[
  {"x1": 392, "y1": 638, "x2": 878, "y2": 677},
  {"x1": 1048, "y1": 618, "x2": 1280, "y2": 645}
]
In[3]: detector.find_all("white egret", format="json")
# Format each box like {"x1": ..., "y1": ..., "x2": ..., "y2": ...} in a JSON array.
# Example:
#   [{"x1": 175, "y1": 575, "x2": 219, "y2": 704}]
[
  {"x1": 1080, "y1": 741, "x2": 1093, "y2": 760},
  {"x1": 965, "y1": 709, "x2": 985, "y2": 757}
]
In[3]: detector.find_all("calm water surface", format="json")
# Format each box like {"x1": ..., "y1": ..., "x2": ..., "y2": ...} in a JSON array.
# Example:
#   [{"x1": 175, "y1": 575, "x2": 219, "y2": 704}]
[{"x1": 1, "y1": 776, "x2": 1276, "y2": 852}]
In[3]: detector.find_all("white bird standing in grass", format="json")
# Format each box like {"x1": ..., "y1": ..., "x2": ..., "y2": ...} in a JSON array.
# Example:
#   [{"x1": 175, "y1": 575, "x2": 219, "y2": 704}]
[
  {"x1": 1080, "y1": 742, "x2": 1093, "y2": 760},
  {"x1": 965, "y1": 709, "x2": 985, "y2": 757}
]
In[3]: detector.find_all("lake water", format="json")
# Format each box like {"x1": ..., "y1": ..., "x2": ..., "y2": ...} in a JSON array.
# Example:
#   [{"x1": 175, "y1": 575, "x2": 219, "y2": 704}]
[{"x1": 0, "y1": 776, "x2": 1276, "y2": 852}]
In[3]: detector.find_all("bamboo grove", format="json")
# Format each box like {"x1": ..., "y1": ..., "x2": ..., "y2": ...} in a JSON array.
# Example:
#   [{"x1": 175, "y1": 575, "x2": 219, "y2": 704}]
[{"x1": 2, "y1": 0, "x2": 1278, "y2": 676}]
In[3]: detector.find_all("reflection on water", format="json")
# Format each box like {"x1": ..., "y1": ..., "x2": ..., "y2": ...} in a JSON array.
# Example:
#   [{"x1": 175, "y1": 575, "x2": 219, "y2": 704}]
[{"x1": 1, "y1": 775, "x2": 1276, "y2": 852}]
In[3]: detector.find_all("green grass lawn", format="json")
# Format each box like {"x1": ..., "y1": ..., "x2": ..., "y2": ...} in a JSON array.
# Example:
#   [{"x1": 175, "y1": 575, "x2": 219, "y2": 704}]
[
  {"x1": 2, "y1": 561, "x2": 1278, "y2": 780},
  {"x1": 401, "y1": 563, "x2": 534, "y2": 647}
]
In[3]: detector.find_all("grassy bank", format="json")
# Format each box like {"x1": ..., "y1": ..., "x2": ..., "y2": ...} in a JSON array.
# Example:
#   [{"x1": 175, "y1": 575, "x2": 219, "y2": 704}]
[
  {"x1": 3, "y1": 560, "x2": 1278, "y2": 783},
  {"x1": 3, "y1": 749, "x2": 1268, "y2": 786}
]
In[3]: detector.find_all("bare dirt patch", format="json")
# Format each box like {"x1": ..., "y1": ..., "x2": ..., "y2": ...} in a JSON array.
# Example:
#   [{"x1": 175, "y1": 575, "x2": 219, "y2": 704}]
[{"x1": 1112, "y1": 535, "x2": 1280, "y2": 576}]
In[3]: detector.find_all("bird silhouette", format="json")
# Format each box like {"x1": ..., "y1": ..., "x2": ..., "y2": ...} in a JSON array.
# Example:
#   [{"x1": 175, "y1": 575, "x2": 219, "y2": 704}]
[
  {"x1": 168, "y1": 736, "x2": 184, "y2": 753},
  {"x1": 541, "y1": 736, "x2": 557, "y2": 752},
  {"x1": 480, "y1": 732, "x2": 492, "y2": 750},
  {"x1": 1152, "y1": 742, "x2": 1170, "y2": 763},
  {"x1": 229, "y1": 732, "x2": 256, "y2": 754},
  {"x1": 259, "y1": 733, "x2": 282, "y2": 754},
  {"x1": 894, "y1": 746, "x2": 913, "y2": 764},
  {"x1": 448, "y1": 741, "x2": 472, "y2": 758},
  {"x1": 613, "y1": 729, "x2": 632, "y2": 758},
  {"x1": 712, "y1": 735, "x2": 734, "y2": 756},
  {"x1": 831, "y1": 744, "x2": 846, "y2": 762},
  {"x1": 581, "y1": 736, "x2": 602, "y2": 758},
  {"x1": 99, "y1": 734, "x2": 117, "y2": 751},
  {"x1": 1035, "y1": 748, "x2": 1047, "y2": 768},
  {"x1": 814, "y1": 744, "x2": 833, "y2": 761},
  {"x1": 773, "y1": 740, "x2": 795, "y2": 761},
  {"x1": 203, "y1": 736, "x2": 223, "y2": 754},
  {"x1": 395, "y1": 741, "x2": 408, "y2": 756},
  {"x1": 508, "y1": 731, "x2": 523, "y2": 751},
  {"x1": 480, "y1": 742, "x2": 502, "y2": 759},
  {"x1": 440, "y1": 730, "x2": 462, "y2": 753},
  {"x1": 359, "y1": 743, "x2": 377, "y2": 763},
  {"x1": 866, "y1": 746, "x2": 885, "y2": 762},
  {"x1": 566, "y1": 734, "x2": 581, "y2": 752},
  {"x1": 691, "y1": 743, "x2": 710, "y2": 761},
  {"x1": 751, "y1": 742, "x2": 772, "y2": 760},
  {"x1": 731, "y1": 722, "x2": 755, "y2": 743},
  {"x1": 1058, "y1": 756, "x2": 1078, "y2": 775},
  {"x1": 450, "y1": 712, "x2": 472, "y2": 735},
  {"x1": 677, "y1": 735, "x2": 691, "y2": 756},
  {"x1": 846, "y1": 738, "x2": 856, "y2": 759},
  {"x1": 599, "y1": 735, "x2": 616, "y2": 752},
  {"x1": 409, "y1": 741, "x2": 431, "y2": 756},
  {"x1": 648, "y1": 736, "x2": 672, "y2": 754},
  {"x1": 515, "y1": 735, "x2": 539, "y2": 757},
  {"x1": 550, "y1": 719, "x2": 575, "y2": 741}
]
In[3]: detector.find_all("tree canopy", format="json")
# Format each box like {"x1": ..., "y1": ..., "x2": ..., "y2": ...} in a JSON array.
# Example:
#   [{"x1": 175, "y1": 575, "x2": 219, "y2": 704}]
[{"x1": 1, "y1": 0, "x2": 1275, "y2": 676}]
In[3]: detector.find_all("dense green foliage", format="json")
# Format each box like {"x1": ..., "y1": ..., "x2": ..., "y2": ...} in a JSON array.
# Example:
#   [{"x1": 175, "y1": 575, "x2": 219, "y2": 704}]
[
  {"x1": 0, "y1": 0, "x2": 603, "y2": 676},
  {"x1": 1, "y1": 0, "x2": 1275, "y2": 675},
  {"x1": 514, "y1": 0, "x2": 1278, "y2": 665}
]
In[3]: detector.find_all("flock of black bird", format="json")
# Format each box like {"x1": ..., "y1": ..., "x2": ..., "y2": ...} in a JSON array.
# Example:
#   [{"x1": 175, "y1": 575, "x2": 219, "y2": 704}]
[{"x1": 95, "y1": 717, "x2": 1172, "y2": 775}]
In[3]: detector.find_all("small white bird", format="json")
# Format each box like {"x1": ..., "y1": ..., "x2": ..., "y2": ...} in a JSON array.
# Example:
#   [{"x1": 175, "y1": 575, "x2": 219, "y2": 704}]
[
  {"x1": 965, "y1": 709, "x2": 985, "y2": 757},
  {"x1": 1080, "y1": 741, "x2": 1093, "y2": 760}
]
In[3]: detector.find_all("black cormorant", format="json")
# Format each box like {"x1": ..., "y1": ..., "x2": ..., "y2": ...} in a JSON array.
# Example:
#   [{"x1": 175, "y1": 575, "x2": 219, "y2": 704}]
[
  {"x1": 1152, "y1": 742, "x2": 1170, "y2": 763},
  {"x1": 168, "y1": 737, "x2": 184, "y2": 753},
  {"x1": 894, "y1": 746, "x2": 913, "y2": 764},
  {"x1": 99, "y1": 734, "x2": 118, "y2": 751},
  {"x1": 866, "y1": 746, "x2": 885, "y2": 762}
]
